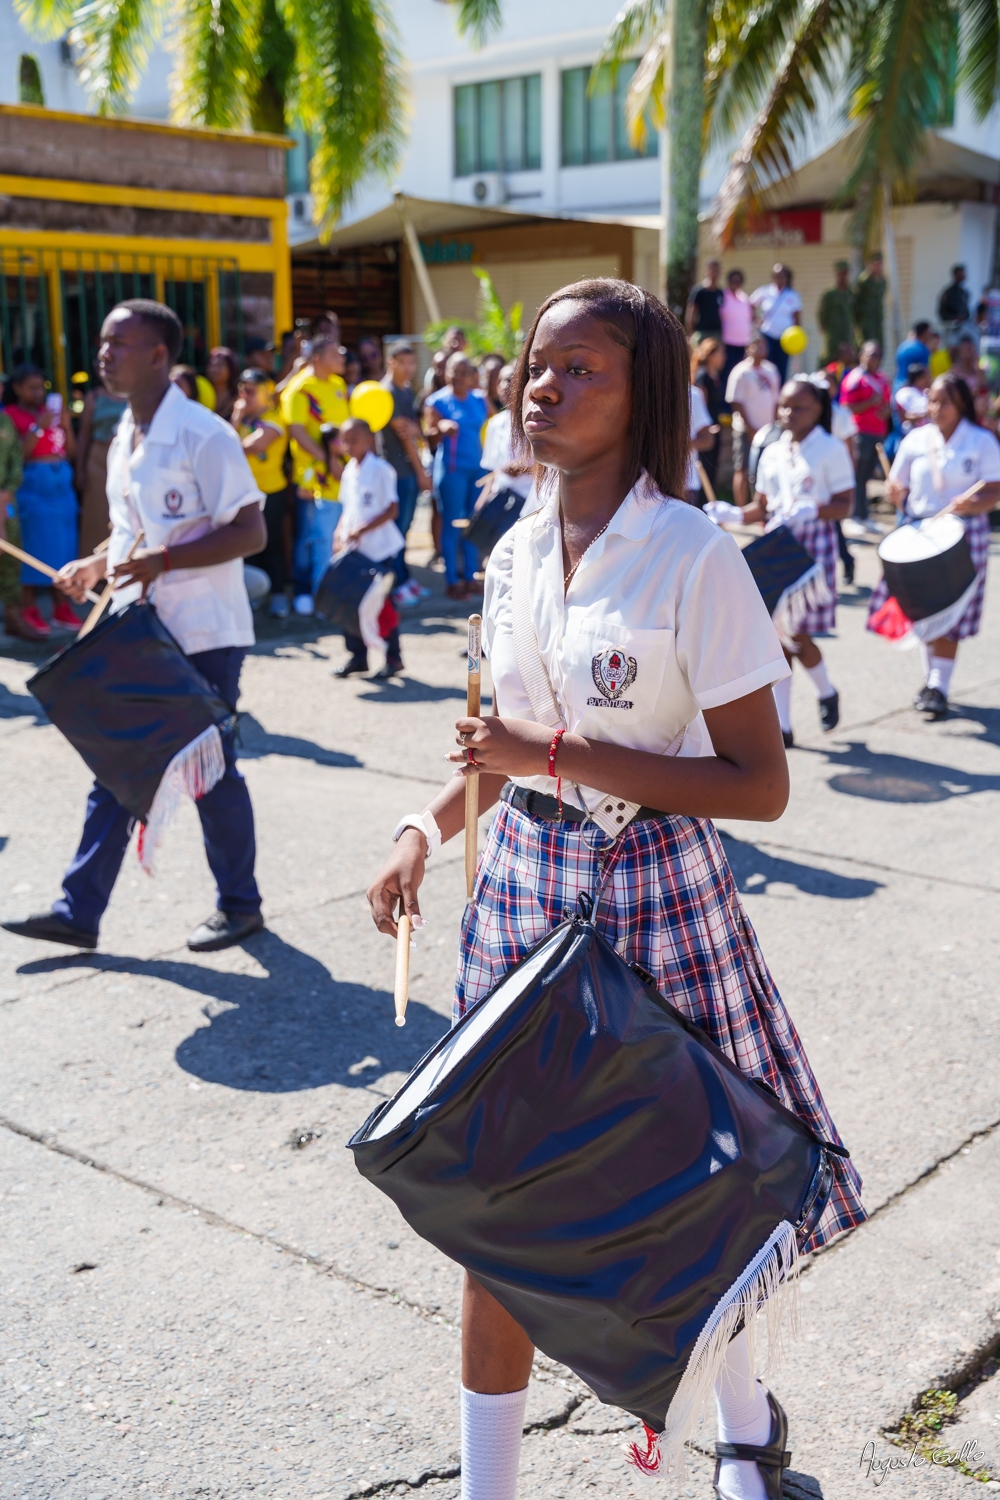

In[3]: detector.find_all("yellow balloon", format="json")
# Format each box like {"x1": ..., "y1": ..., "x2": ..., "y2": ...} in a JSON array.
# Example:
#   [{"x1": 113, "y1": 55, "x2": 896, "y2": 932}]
[
  {"x1": 349, "y1": 380, "x2": 394, "y2": 433},
  {"x1": 780, "y1": 325, "x2": 809, "y2": 356}
]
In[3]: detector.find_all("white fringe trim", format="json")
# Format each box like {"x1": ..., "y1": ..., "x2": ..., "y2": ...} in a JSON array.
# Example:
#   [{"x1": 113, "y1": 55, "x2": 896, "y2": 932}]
[
  {"x1": 772, "y1": 564, "x2": 833, "y2": 650},
  {"x1": 629, "y1": 1219, "x2": 801, "y2": 1482},
  {"x1": 892, "y1": 575, "x2": 981, "y2": 650},
  {"x1": 137, "y1": 724, "x2": 226, "y2": 874}
]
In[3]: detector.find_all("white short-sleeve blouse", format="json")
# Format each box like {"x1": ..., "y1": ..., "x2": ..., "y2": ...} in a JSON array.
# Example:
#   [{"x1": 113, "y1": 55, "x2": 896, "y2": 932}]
[
  {"x1": 890, "y1": 419, "x2": 1000, "y2": 518},
  {"x1": 483, "y1": 480, "x2": 790, "y2": 814}
]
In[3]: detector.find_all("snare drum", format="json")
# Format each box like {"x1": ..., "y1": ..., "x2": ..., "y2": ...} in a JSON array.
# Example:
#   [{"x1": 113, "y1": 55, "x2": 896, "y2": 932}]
[{"x1": 877, "y1": 514, "x2": 976, "y2": 621}]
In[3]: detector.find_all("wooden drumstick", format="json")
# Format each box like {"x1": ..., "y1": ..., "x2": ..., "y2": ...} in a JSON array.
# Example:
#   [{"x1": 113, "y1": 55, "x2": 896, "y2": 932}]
[
  {"x1": 393, "y1": 912, "x2": 411, "y2": 1028},
  {"x1": 78, "y1": 530, "x2": 145, "y2": 639},
  {"x1": 0, "y1": 537, "x2": 102, "y2": 603},
  {"x1": 464, "y1": 613, "x2": 482, "y2": 901},
  {"x1": 696, "y1": 460, "x2": 718, "y2": 506},
  {"x1": 876, "y1": 442, "x2": 891, "y2": 480}
]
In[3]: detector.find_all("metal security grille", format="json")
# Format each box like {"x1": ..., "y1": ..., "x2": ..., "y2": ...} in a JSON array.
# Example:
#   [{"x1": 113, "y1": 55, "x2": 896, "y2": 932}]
[{"x1": 0, "y1": 246, "x2": 246, "y2": 391}]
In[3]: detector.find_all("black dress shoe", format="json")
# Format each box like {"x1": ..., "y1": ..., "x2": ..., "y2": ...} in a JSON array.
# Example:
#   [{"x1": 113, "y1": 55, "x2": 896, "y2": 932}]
[
  {"x1": 781, "y1": 729, "x2": 794, "y2": 749},
  {"x1": 372, "y1": 659, "x2": 404, "y2": 680},
  {"x1": 714, "y1": 1387, "x2": 790, "y2": 1500},
  {"x1": 1, "y1": 911, "x2": 97, "y2": 950},
  {"x1": 921, "y1": 686, "x2": 948, "y2": 720},
  {"x1": 818, "y1": 690, "x2": 840, "y2": 731},
  {"x1": 913, "y1": 683, "x2": 934, "y2": 711},
  {"x1": 187, "y1": 910, "x2": 264, "y2": 953},
  {"x1": 334, "y1": 656, "x2": 368, "y2": 678}
]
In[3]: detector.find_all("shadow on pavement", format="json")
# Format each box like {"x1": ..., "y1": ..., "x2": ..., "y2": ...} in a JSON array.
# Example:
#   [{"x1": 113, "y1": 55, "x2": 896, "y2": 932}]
[
  {"x1": 784, "y1": 1471, "x2": 823, "y2": 1498},
  {"x1": 237, "y1": 712, "x2": 362, "y2": 769},
  {"x1": 0, "y1": 680, "x2": 47, "y2": 723},
  {"x1": 720, "y1": 831, "x2": 882, "y2": 899},
  {"x1": 809, "y1": 740, "x2": 1000, "y2": 803},
  {"x1": 943, "y1": 702, "x2": 1000, "y2": 746}
]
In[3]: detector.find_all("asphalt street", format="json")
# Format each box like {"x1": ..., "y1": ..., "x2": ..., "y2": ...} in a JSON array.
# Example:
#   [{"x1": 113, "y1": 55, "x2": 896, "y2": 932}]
[{"x1": 1, "y1": 512, "x2": 999, "y2": 1500}]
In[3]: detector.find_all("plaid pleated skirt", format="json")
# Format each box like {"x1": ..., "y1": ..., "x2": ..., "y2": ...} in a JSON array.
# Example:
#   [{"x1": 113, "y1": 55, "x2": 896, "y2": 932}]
[
  {"x1": 769, "y1": 515, "x2": 838, "y2": 635},
  {"x1": 456, "y1": 799, "x2": 866, "y2": 1254},
  {"x1": 867, "y1": 511, "x2": 990, "y2": 641}
]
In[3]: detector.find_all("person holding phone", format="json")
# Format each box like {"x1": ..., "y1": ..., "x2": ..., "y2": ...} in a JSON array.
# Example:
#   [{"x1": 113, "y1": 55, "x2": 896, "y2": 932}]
[{"x1": 4, "y1": 364, "x2": 78, "y2": 637}]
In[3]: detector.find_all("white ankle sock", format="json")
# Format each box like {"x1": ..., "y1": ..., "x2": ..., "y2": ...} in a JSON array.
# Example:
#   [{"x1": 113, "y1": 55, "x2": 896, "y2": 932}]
[
  {"x1": 919, "y1": 641, "x2": 932, "y2": 681},
  {"x1": 772, "y1": 676, "x2": 792, "y2": 734},
  {"x1": 805, "y1": 659, "x2": 834, "y2": 700},
  {"x1": 927, "y1": 656, "x2": 955, "y2": 697},
  {"x1": 460, "y1": 1385, "x2": 528, "y2": 1500},
  {"x1": 714, "y1": 1330, "x2": 772, "y2": 1500}
]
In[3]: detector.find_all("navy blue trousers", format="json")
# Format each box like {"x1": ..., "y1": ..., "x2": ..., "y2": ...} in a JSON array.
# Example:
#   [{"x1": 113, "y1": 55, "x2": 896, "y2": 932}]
[{"x1": 53, "y1": 647, "x2": 261, "y2": 936}]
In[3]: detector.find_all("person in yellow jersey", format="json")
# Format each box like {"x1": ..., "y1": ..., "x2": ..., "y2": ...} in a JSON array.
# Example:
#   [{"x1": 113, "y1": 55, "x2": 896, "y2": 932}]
[
  {"x1": 280, "y1": 334, "x2": 348, "y2": 615},
  {"x1": 234, "y1": 368, "x2": 291, "y2": 618}
]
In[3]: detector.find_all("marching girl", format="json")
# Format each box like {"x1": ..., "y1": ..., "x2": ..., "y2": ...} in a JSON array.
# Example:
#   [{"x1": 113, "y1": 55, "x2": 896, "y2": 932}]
[
  {"x1": 867, "y1": 373, "x2": 1000, "y2": 719},
  {"x1": 742, "y1": 376, "x2": 855, "y2": 747},
  {"x1": 367, "y1": 281, "x2": 864, "y2": 1500}
]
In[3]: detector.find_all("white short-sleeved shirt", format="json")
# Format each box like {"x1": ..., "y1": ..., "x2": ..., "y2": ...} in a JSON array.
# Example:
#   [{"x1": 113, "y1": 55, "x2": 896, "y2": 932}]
[
  {"x1": 725, "y1": 358, "x2": 781, "y2": 433},
  {"x1": 483, "y1": 480, "x2": 790, "y2": 815},
  {"x1": 106, "y1": 381, "x2": 264, "y2": 655},
  {"x1": 481, "y1": 410, "x2": 533, "y2": 500},
  {"x1": 890, "y1": 419, "x2": 1000, "y2": 518},
  {"x1": 756, "y1": 426, "x2": 855, "y2": 531},
  {"x1": 337, "y1": 451, "x2": 404, "y2": 562},
  {"x1": 686, "y1": 384, "x2": 712, "y2": 490},
  {"x1": 750, "y1": 284, "x2": 802, "y2": 337}
]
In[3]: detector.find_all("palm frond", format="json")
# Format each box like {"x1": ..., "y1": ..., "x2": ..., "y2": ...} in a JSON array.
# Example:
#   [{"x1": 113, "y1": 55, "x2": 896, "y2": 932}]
[
  {"x1": 958, "y1": 0, "x2": 1000, "y2": 117},
  {"x1": 840, "y1": 0, "x2": 957, "y2": 247},
  {"x1": 248, "y1": 0, "x2": 295, "y2": 133},
  {"x1": 597, "y1": 1, "x2": 672, "y2": 149},
  {"x1": 447, "y1": 0, "x2": 501, "y2": 46},
  {"x1": 13, "y1": 0, "x2": 79, "y2": 41},
  {"x1": 172, "y1": 0, "x2": 262, "y2": 130},
  {"x1": 67, "y1": 0, "x2": 163, "y2": 114},
  {"x1": 711, "y1": 0, "x2": 864, "y2": 243},
  {"x1": 280, "y1": 0, "x2": 404, "y2": 230},
  {"x1": 599, "y1": 0, "x2": 668, "y2": 63}
]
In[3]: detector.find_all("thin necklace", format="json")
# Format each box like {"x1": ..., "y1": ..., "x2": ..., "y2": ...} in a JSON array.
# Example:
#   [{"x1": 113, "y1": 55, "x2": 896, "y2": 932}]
[{"x1": 563, "y1": 520, "x2": 610, "y2": 590}]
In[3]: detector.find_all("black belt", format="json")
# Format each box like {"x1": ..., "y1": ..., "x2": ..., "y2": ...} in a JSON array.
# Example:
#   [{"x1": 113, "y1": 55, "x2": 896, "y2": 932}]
[{"x1": 501, "y1": 782, "x2": 662, "y2": 824}]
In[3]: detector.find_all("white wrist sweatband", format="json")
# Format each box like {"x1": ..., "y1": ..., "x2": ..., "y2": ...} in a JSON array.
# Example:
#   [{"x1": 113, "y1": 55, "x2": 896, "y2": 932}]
[{"x1": 392, "y1": 811, "x2": 441, "y2": 857}]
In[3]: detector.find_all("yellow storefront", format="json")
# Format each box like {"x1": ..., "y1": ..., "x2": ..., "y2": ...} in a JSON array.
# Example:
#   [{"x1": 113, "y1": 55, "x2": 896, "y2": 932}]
[{"x1": 0, "y1": 104, "x2": 291, "y2": 396}]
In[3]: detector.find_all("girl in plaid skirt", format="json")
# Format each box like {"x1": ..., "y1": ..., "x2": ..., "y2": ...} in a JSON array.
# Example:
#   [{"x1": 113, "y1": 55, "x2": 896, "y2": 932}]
[
  {"x1": 867, "y1": 373, "x2": 1000, "y2": 721},
  {"x1": 742, "y1": 376, "x2": 856, "y2": 748},
  {"x1": 368, "y1": 281, "x2": 865, "y2": 1500}
]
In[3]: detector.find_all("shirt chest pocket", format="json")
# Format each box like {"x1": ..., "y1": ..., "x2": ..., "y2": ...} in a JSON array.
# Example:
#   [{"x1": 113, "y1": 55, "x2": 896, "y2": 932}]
[
  {"x1": 144, "y1": 466, "x2": 203, "y2": 522},
  {"x1": 566, "y1": 624, "x2": 671, "y2": 724}
]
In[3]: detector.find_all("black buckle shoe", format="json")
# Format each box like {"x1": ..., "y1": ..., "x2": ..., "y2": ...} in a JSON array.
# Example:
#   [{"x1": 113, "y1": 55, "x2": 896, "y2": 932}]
[
  {"x1": 187, "y1": 910, "x2": 264, "y2": 953},
  {"x1": 1, "y1": 911, "x2": 97, "y2": 950},
  {"x1": 334, "y1": 656, "x2": 368, "y2": 678},
  {"x1": 714, "y1": 1388, "x2": 791, "y2": 1500},
  {"x1": 913, "y1": 684, "x2": 933, "y2": 711},
  {"x1": 818, "y1": 690, "x2": 839, "y2": 732},
  {"x1": 921, "y1": 686, "x2": 948, "y2": 720}
]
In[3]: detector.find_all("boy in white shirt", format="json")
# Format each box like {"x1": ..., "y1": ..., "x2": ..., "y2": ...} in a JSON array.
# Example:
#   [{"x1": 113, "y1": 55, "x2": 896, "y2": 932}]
[{"x1": 333, "y1": 418, "x2": 406, "y2": 680}]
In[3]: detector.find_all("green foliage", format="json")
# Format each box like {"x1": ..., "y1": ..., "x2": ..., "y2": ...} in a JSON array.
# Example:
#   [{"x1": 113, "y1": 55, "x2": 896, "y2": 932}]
[
  {"x1": 173, "y1": 0, "x2": 261, "y2": 130},
  {"x1": 446, "y1": 0, "x2": 502, "y2": 47},
  {"x1": 248, "y1": 0, "x2": 294, "y2": 134},
  {"x1": 18, "y1": 53, "x2": 45, "y2": 104},
  {"x1": 893, "y1": 1388, "x2": 992, "y2": 1481},
  {"x1": 424, "y1": 269, "x2": 523, "y2": 361}
]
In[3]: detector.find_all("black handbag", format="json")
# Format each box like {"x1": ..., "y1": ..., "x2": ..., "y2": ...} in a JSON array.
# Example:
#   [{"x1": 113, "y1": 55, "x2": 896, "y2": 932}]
[
  {"x1": 465, "y1": 485, "x2": 528, "y2": 557},
  {"x1": 349, "y1": 899, "x2": 839, "y2": 1470},
  {"x1": 314, "y1": 549, "x2": 385, "y2": 634}
]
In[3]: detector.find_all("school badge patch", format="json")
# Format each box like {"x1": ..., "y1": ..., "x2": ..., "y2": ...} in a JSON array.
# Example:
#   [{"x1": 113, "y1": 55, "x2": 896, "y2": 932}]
[
  {"x1": 588, "y1": 646, "x2": 637, "y2": 710},
  {"x1": 164, "y1": 488, "x2": 184, "y2": 515}
]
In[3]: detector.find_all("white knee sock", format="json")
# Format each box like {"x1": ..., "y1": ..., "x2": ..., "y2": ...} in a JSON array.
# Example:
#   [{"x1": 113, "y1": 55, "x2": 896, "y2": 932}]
[
  {"x1": 927, "y1": 656, "x2": 955, "y2": 697},
  {"x1": 714, "y1": 1329, "x2": 772, "y2": 1500},
  {"x1": 460, "y1": 1385, "x2": 528, "y2": 1500},
  {"x1": 772, "y1": 676, "x2": 792, "y2": 733},
  {"x1": 919, "y1": 641, "x2": 932, "y2": 681},
  {"x1": 805, "y1": 659, "x2": 834, "y2": 700}
]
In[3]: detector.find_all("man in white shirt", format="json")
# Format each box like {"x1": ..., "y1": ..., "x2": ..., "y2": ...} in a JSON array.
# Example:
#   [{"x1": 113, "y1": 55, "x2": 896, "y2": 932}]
[
  {"x1": 7, "y1": 299, "x2": 267, "y2": 955},
  {"x1": 725, "y1": 336, "x2": 781, "y2": 505},
  {"x1": 750, "y1": 264, "x2": 803, "y2": 382},
  {"x1": 333, "y1": 418, "x2": 406, "y2": 681}
]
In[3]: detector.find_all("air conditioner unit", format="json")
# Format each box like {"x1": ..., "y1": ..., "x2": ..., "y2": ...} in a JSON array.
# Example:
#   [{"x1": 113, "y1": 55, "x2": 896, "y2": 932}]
[{"x1": 468, "y1": 173, "x2": 507, "y2": 207}]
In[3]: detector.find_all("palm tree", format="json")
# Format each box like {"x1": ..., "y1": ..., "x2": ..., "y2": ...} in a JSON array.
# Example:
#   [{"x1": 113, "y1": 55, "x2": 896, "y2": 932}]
[{"x1": 14, "y1": 0, "x2": 500, "y2": 231}]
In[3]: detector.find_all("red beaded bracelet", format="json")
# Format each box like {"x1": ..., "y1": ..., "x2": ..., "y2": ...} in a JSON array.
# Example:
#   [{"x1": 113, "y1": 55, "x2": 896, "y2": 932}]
[
  {"x1": 160, "y1": 545, "x2": 171, "y2": 572},
  {"x1": 548, "y1": 728, "x2": 566, "y2": 816}
]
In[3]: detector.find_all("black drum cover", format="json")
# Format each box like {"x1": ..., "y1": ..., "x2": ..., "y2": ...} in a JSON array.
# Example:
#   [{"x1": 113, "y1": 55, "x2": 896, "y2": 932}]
[
  {"x1": 314, "y1": 549, "x2": 385, "y2": 635},
  {"x1": 466, "y1": 485, "x2": 528, "y2": 558},
  {"x1": 349, "y1": 906, "x2": 835, "y2": 1440},
  {"x1": 27, "y1": 601, "x2": 233, "y2": 823},
  {"x1": 740, "y1": 525, "x2": 818, "y2": 618}
]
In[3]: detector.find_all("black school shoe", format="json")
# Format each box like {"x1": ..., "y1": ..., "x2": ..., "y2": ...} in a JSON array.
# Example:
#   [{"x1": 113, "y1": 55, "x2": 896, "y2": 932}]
[
  {"x1": 714, "y1": 1387, "x2": 790, "y2": 1500},
  {"x1": 818, "y1": 690, "x2": 840, "y2": 732},
  {"x1": 913, "y1": 683, "x2": 934, "y2": 711},
  {"x1": 187, "y1": 910, "x2": 264, "y2": 953},
  {"x1": 921, "y1": 686, "x2": 949, "y2": 720},
  {"x1": 334, "y1": 655, "x2": 368, "y2": 678},
  {"x1": 1, "y1": 910, "x2": 97, "y2": 950},
  {"x1": 372, "y1": 658, "x2": 404, "y2": 680},
  {"x1": 782, "y1": 729, "x2": 794, "y2": 750}
]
